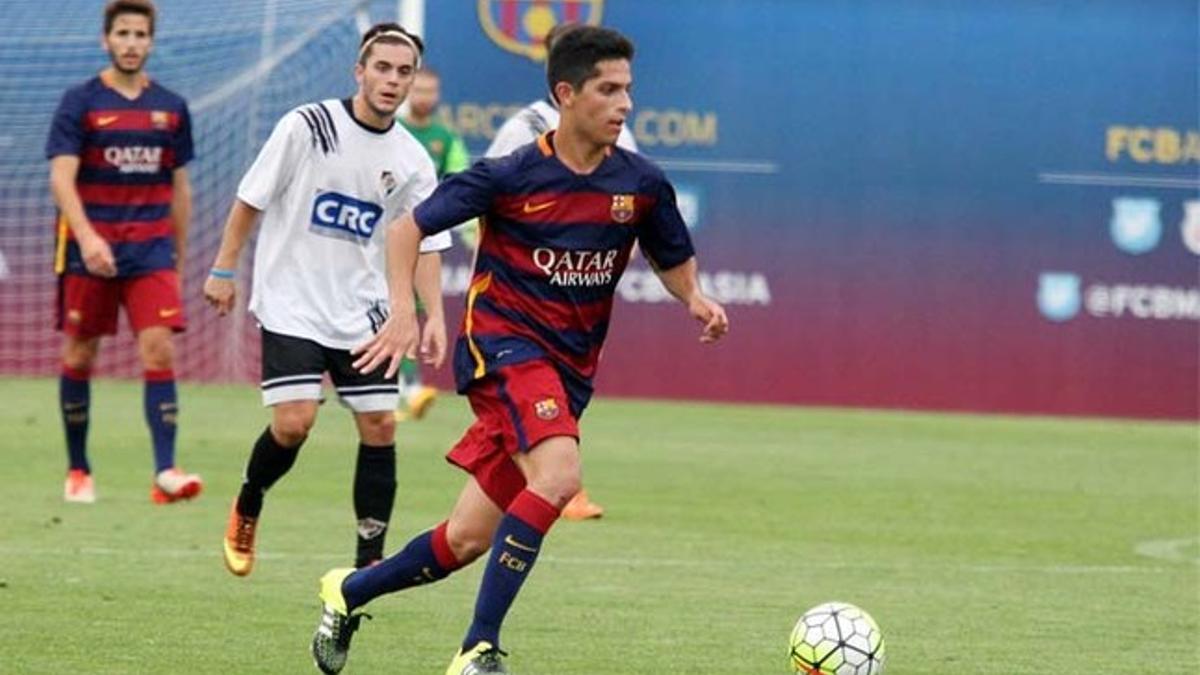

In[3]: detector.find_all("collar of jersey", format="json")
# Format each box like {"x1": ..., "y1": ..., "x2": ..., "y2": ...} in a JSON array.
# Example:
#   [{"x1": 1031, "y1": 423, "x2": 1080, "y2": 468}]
[
  {"x1": 99, "y1": 69, "x2": 150, "y2": 96},
  {"x1": 537, "y1": 130, "x2": 614, "y2": 160},
  {"x1": 340, "y1": 98, "x2": 395, "y2": 135}
]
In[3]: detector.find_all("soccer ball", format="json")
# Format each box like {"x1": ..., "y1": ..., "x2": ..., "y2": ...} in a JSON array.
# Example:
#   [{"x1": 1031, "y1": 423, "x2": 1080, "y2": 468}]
[{"x1": 790, "y1": 601, "x2": 886, "y2": 674}]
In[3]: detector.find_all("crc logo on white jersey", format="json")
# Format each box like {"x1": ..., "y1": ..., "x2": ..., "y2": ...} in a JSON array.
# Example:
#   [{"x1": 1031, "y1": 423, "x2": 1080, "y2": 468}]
[
  {"x1": 1109, "y1": 197, "x2": 1161, "y2": 255},
  {"x1": 310, "y1": 191, "x2": 383, "y2": 241},
  {"x1": 532, "y1": 248, "x2": 619, "y2": 287},
  {"x1": 104, "y1": 146, "x2": 162, "y2": 174}
]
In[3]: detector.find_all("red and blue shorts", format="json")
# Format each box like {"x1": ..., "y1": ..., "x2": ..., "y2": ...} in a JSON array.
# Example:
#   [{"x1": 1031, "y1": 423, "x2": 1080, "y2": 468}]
[
  {"x1": 447, "y1": 359, "x2": 580, "y2": 509},
  {"x1": 57, "y1": 269, "x2": 184, "y2": 338}
]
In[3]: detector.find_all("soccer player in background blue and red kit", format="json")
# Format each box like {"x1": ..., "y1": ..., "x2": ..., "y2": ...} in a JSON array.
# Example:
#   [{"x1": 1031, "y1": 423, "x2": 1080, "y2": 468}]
[
  {"x1": 310, "y1": 25, "x2": 729, "y2": 675},
  {"x1": 45, "y1": 0, "x2": 202, "y2": 505}
]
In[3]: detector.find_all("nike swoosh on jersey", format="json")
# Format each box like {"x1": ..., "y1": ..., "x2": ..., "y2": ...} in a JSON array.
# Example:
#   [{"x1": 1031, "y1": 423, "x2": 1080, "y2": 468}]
[
  {"x1": 523, "y1": 200, "x2": 556, "y2": 214},
  {"x1": 96, "y1": 115, "x2": 119, "y2": 127},
  {"x1": 504, "y1": 534, "x2": 539, "y2": 553},
  {"x1": 158, "y1": 307, "x2": 181, "y2": 318}
]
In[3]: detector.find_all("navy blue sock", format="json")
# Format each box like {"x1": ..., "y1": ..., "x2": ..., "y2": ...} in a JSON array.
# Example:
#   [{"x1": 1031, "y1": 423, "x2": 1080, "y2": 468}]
[
  {"x1": 60, "y1": 366, "x2": 91, "y2": 473},
  {"x1": 342, "y1": 521, "x2": 462, "y2": 611},
  {"x1": 143, "y1": 369, "x2": 177, "y2": 473},
  {"x1": 462, "y1": 490, "x2": 560, "y2": 651}
]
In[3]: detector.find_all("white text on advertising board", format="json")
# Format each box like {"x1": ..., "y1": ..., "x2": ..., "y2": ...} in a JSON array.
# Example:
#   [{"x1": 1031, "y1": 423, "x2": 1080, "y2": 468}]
[{"x1": 441, "y1": 102, "x2": 718, "y2": 148}]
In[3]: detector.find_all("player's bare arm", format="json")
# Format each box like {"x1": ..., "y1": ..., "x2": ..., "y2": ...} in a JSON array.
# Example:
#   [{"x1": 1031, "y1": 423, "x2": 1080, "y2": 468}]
[
  {"x1": 413, "y1": 250, "x2": 447, "y2": 368},
  {"x1": 170, "y1": 167, "x2": 191, "y2": 278},
  {"x1": 49, "y1": 154, "x2": 116, "y2": 277},
  {"x1": 203, "y1": 199, "x2": 261, "y2": 316},
  {"x1": 352, "y1": 211, "x2": 423, "y2": 376},
  {"x1": 655, "y1": 257, "x2": 729, "y2": 343}
]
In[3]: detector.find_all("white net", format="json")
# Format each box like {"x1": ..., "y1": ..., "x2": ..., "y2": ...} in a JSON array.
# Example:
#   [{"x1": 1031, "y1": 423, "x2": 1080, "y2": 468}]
[{"x1": 0, "y1": 0, "x2": 394, "y2": 381}]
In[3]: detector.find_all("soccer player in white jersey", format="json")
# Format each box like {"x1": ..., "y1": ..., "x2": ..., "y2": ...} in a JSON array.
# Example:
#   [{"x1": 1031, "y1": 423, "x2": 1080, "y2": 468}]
[
  {"x1": 203, "y1": 23, "x2": 451, "y2": 576},
  {"x1": 481, "y1": 23, "x2": 637, "y2": 522},
  {"x1": 487, "y1": 94, "x2": 638, "y2": 158}
]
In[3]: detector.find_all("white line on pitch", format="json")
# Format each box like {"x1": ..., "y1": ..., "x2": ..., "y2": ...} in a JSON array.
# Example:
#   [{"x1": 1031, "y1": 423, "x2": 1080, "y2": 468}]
[
  {"x1": 1134, "y1": 537, "x2": 1200, "y2": 564},
  {"x1": 0, "y1": 546, "x2": 1178, "y2": 575}
]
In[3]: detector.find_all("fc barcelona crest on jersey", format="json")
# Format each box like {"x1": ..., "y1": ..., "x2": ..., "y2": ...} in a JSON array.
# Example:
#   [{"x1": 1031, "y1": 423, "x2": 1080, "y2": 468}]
[
  {"x1": 150, "y1": 110, "x2": 170, "y2": 130},
  {"x1": 610, "y1": 194, "x2": 635, "y2": 223},
  {"x1": 478, "y1": 0, "x2": 604, "y2": 62},
  {"x1": 534, "y1": 397, "x2": 560, "y2": 420}
]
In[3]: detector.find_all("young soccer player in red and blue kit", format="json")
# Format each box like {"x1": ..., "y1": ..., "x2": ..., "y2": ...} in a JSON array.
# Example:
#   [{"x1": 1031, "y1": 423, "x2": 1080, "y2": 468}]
[
  {"x1": 46, "y1": 0, "x2": 202, "y2": 505},
  {"x1": 310, "y1": 25, "x2": 729, "y2": 674}
]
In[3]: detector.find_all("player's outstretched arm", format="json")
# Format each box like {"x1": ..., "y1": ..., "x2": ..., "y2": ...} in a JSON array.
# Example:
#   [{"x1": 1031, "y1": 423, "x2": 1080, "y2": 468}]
[
  {"x1": 49, "y1": 155, "x2": 115, "y2": 277},
  {"x1": 413, "y1": 251, "x2": 447, "y2": 368},
  {"x1": 170, "y1": 167, "x2": 191, "y2": 277},
  {"x1": 203, "y1": 199, "x2": 260, "y2": 316},
  {"x1": 352, "y1": 212, "x2": 424, "y2": 377},
  {"x1": 654, "y1": 257, "x2": 730, "y2": 343}
]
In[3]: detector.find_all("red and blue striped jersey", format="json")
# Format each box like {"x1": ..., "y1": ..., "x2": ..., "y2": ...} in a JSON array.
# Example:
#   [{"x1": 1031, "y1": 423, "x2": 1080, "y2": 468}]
[
  {"x1": 46, "y1": 72, "x2": 193, "y2": 277},
  {"x1": 414, "y1": 131, "x2": 694, "y2": 414}
]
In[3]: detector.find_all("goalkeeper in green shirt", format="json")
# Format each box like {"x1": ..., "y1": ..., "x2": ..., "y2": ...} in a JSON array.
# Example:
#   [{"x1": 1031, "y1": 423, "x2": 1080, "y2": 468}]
[{"x1": 395, "y1": 67, "x2": 472, "y2": 421}]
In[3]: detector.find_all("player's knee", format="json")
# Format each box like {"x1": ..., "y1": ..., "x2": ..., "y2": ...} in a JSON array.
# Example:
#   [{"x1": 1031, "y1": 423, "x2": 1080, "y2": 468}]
[
  {"x1": 61, "y1": 339, "x2": 99, "y2": 370},
  {"x1": 272, "y1": 422, "x2": 310, "y2": 448},
  {"x1": 138, "y1": 334, "x2": 175, "y2": 370},
  {"x1": 272, "y1": 408, "x2": 315, "y2": 447},
  {"x1": 527, "y1": 470, "x2": 582, "y2": 510},
  {"x1": 547, "y1": 474, "x2": 583, "y2": 509},
  {"x1": 523, "y1": 443, "x2": 583, "y2": 508},
  {"x1": 356, "y1": 412, "x2": 395, "y2": 445},
  {"x1": 446, "y1": 522, "x2": 491, "y2": 564}
]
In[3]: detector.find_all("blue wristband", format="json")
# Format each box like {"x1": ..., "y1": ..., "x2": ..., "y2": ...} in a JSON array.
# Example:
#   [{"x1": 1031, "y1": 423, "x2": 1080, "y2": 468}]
[{"x1": 209, "y1": 268, "x2": 235, "y2": 280}]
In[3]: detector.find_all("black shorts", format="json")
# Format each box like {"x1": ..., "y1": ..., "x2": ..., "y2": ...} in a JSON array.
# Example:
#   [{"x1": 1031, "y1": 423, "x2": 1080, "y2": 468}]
[{"x1": 260, "y1": 329, "x2": 398, "y2": 413}]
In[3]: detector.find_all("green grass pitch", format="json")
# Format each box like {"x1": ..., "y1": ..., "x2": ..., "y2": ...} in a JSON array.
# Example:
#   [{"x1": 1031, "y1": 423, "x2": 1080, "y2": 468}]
[{"x1": 0, "y1": 376, "x2": 1196, "y2": 673}]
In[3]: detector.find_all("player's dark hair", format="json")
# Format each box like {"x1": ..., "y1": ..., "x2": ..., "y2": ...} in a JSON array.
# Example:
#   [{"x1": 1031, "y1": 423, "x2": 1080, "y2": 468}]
[
  {"x1": 546, "y1": 25, "x2": 634, "y2": 104},
  {"x1": 358, "y1": 22, "x2": 425, "y2": 66},
  {"x1": 543, "y1": 22, "x2": 580, "y2": 51},
  {"x1": 104, "y1": 0, "x2": 156, "y2": 36}
]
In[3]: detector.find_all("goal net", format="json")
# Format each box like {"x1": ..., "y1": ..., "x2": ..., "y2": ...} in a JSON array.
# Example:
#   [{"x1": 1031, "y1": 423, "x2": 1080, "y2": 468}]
[{"x1": 0, "y1": 0, "x2": 394, "y2": 381}]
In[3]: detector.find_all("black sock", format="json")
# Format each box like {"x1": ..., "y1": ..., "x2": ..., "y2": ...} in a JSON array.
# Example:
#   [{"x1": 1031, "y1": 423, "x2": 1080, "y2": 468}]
[
  {"x1": 353, "y1": 443, "x2": 396, "y2": 567},
  {"x1": 236, "y1": 426, "x2": 301, "y2": 518}
]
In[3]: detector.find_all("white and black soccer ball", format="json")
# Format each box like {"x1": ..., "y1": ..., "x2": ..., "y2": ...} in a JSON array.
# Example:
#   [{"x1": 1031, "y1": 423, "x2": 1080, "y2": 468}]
[{"x1": 789, "y1": 601, "x2": 886, "y2": 675}]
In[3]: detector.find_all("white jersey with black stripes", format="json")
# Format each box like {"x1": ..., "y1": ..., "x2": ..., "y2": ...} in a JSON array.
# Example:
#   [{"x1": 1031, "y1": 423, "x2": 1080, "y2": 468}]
[{"x1": 237, "y1": 98, "x2": 451, "y2": 349}]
